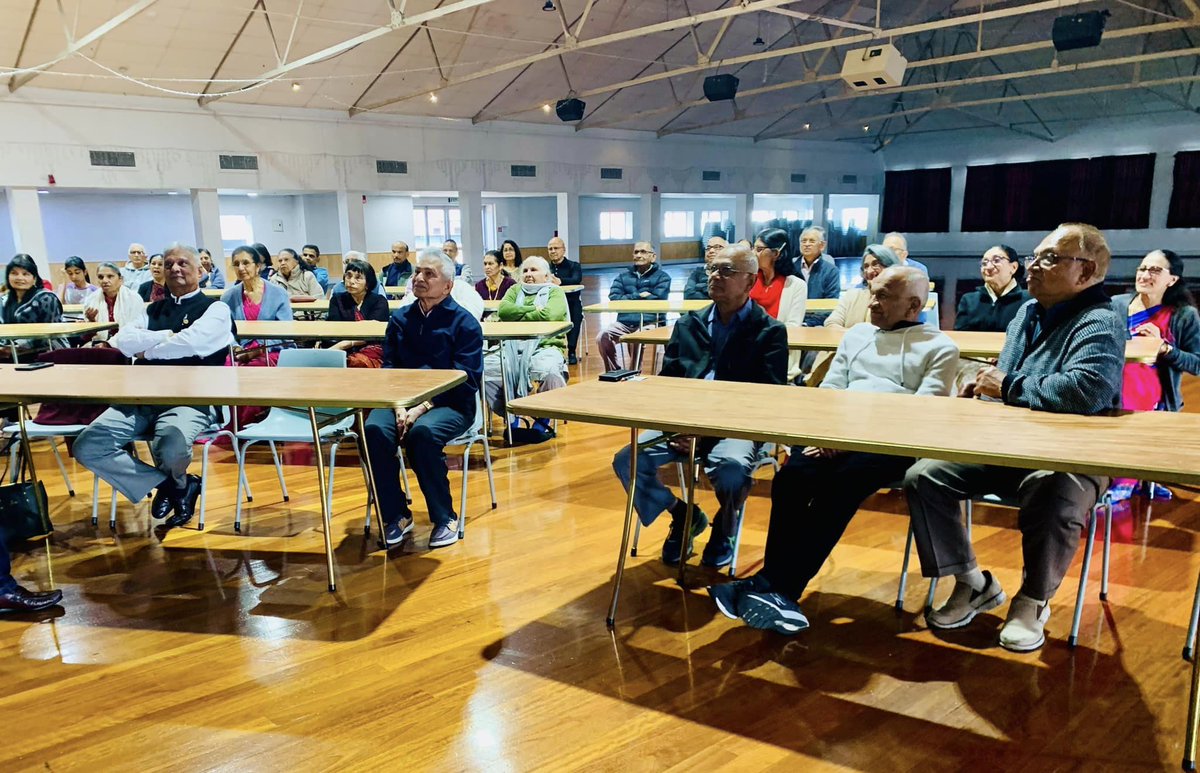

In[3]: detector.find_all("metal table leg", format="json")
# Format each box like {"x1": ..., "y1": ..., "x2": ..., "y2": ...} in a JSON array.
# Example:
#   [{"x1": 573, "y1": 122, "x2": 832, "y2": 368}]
[
  {"x1": 353, "y1": 409, "x2": 389, "y2": 546},
  {"x1": 1186, "y1": 600, "x2": 1200, "y2": 770},
  {"x1": 677, "y1": 436, "x2": 698, "y2": 586},
  {"x1": 307, "y1": 407, "x2": 337, "y2": 592},
  {"x1": 607, "y1": 426, "x2": 639, "y2": 628}
]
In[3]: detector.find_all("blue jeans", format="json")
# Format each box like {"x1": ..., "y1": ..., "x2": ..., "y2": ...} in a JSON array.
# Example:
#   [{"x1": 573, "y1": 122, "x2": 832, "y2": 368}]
[
  {"x1": 366, "y1": 406, "x2": 471, "y2": 527},
  {"x1": 612, "y1": 432, "x2": 760, "y2": 529}
]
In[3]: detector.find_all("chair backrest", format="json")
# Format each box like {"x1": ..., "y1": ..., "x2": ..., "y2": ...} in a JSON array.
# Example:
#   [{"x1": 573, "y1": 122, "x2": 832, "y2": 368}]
[{"x1": 278, "y1": 348, "x2": 346, "y2": 368}]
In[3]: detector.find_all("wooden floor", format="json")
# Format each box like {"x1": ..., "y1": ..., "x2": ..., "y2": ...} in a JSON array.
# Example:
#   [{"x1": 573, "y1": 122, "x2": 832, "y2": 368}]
[{"x1": 3, "y1": 344, "x2": 1200, "y2": 771}]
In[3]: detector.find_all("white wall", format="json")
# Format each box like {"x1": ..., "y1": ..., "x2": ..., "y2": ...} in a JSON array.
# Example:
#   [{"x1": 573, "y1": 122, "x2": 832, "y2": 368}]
[
  {"x1": 39, "y1": 191, "x2": 195, "y2": 262},
  {"x1": 364, "y1": 194, "x2": 415, "y2": 252},
  {"x1": 0, "y1": 192, "x2": 15, "y2": 259},
  {"x1": 488, "y1": 196, "x2": 557, "y2": 249},
  {"x1": 300, "y1": 193, "x2": 341, "y2": 254},
  {"x1": 217, "y1": 194, "x2": 307, "y2": 253}
]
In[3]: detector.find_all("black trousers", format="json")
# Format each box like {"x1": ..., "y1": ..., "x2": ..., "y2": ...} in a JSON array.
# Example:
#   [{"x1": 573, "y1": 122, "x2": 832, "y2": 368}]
[
  {"x1": 565, "y1": 295, "x2": 582, "y2": 358},
  {"x1": 763, "y1": 450, "x2": 915, "y2": 601}
]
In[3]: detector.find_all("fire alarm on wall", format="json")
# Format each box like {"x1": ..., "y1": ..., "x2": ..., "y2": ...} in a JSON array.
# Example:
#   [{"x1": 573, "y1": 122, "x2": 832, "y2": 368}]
[
  {"x1": 47, "y1": 174, "x2": 56, "y2": 185},
  {"x1": 652, "y1": 185, "x2": 658, "y2": 192}
]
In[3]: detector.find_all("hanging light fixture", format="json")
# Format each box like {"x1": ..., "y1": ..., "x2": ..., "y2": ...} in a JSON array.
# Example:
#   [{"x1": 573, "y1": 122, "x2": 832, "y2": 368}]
[{"x1": 542, "y1": 0, "x2": 555, "y2": 11}]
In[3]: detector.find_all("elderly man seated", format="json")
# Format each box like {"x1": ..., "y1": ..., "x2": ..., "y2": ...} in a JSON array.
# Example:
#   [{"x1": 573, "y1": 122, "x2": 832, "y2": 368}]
[
  {"x1": 597, "y1": 242, "x2": 672, "y2": 371},
  {"x1": 483, "y1": 256, "x2": 568, "y2": 435},
  {"x1": 612, "y1": 244, "x2": 788, "y2": 568},
  {"x1": 904, "y1": 223, "x2": 1125, "y2": 652},
  {"x1": 75, "y1": 244, "x2": 237, "y2": 528},
  {"x1": 708, "y1": 266, "x2": 958, "y2": 634},
  {"x1": 684, "y1": 236, "x2": 728, "y2": 300},
  {"x1": 366, "y1": 249, "x2": 484, "y2": 550}
]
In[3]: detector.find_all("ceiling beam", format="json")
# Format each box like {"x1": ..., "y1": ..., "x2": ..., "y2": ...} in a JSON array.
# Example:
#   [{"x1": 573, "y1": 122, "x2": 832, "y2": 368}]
[
  {"x1": 349, "y1": 0, "x2": 447, "y2": 115},
  {"x1": 649, "y1": 18, "x2": 1197, "y2": 136},
  {"x1": 9, "y1": 0, "x2": 163, "y2": 92},
  {"x1": 763, "y1": 6, "x2": 877, "y2": 33},
  {"x1": 8, "y1": 1, "x2": 44, "y2": 81},
  {"x1": 479, "y1": 0, "x2": 1120, "y2": 127},
  {"x1": 760, "y1": 73, "x2": 1200, "y2": 140},
  {"x1": 356, "y1": 0, "x2": 804, "y2": 113},
  {"x1": 199, "y1": 0, "x2": 495, "y2": 106},
  {"x1": 199, "y1": 0, "x2": 266, "y2": 100}
]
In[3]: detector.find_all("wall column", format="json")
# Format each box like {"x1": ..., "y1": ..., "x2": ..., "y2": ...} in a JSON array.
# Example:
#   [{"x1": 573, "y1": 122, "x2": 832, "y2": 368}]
[
  {"x1": 190, "y1": 188, "x2": 223, "y2": 256},
  {"x1": 555, "y1": 192, "x2": 580, "y2": 257},
  {"x1": 336, "y1": 190, "x2": 367, "y2": 254},
  {"x1": 639, "y1": 191, "x2": 661, "y2": 248},
  {"x1": 810, "y1": 194, "x2": 827, "y2": 234},
  {"x1": 948, "y1": 165, "x2": 968, "y2": 233},
  {"x1": 733, "y1": 193, "x2": 752, "y2": 243},
  {"x1": 457, "y1": 190, "x2": 484, "y2": 277},
  {"x1": 5, "y1": 187, "x2": 49, "y2": 276}
]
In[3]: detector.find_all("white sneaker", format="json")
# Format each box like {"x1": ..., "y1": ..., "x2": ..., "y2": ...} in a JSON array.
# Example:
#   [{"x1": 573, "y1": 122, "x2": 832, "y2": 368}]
[
  {"x1": 999, "y1": 594, "x2": 1051, "y2": 652},
  {"x1": 925, "y1": 571, "x2": 1006, "y2": 629}
]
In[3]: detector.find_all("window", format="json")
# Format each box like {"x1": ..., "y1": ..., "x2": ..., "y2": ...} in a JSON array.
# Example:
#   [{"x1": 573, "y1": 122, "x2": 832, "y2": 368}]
[
  {"x1": 700, "y1": 210, "x2": 729, "y2": 229},
  {"x1": 662, "y1": 210, "x2": 695, "y2": 238},
  {"x1": 219, "y1": 215, "x2": 253, "y2": 253},
  {"x1": 840, "y1": 207, "x2": 870, "y2": 230},
  {"x1": 599, "y1": 210, "x2": 633, "y2": 241},
  {"x1": 751, "y1": 209, "x2": 777, "y2": 223},
  {"x1": 412, "y1": 206, "x2": 462, "y2": 248}
]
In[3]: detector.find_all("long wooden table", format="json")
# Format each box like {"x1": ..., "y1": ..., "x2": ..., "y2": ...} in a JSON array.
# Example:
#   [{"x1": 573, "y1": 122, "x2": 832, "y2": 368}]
[
  {"x1": 0, "y1": 363, "x2": 465, "y2": 592},
  {"x1": 0, "y1": 322, "x2": 117, "y2": 359},
  {"x1": 508, "y1": 375, "x2": 1200, "y2": 764},
  {"x1": 583, "y1": 299, "x2": 712, "y2": 314},
  {"x1": 622, "y1": 325, "x2": 1162, "y2": 363}
]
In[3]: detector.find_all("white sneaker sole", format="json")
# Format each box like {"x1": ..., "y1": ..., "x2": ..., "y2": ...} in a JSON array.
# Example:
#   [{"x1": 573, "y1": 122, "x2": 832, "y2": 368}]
[
  {"x1": 926, "y1": 588, "x2": 1007, "y2": 630},
  {"x1": 383, "y1": 520, "x2": 414, "y2": 548},
  {"x1": 999, "y1": 608, "x2": 1051, "y2": 652}
]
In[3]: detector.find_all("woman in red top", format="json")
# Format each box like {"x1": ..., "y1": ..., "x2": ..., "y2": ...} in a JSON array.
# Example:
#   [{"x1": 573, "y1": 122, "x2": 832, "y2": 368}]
[{"x1": 750, "y1": 228, "x2": 808, "y2": 381}]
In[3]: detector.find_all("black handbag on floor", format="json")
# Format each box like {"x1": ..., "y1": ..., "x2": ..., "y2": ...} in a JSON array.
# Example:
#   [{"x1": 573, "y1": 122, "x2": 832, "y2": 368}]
[{"x1": 0, "y1": 480, "x2": 51, "y2": 544}]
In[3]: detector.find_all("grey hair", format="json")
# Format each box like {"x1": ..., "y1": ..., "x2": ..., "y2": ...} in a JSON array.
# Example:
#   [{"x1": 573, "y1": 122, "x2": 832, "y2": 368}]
[
  {"x1": 161, "y1": 243, "x2": 197, "y2": 262},
  {"x1": 416, "y1": 247, "x2": 456, "y2": 281},
  {"x1": 96, "y1": 261, "x2": 121, "y2": 275},
  {"x1": 877, "y1": 265, "x2": 930, "y2": 307},
  {"x1": 344, "y1": 250, "x2": 367, "y2": 263},
  {"x1": 522, "y1": 255, "x2": 551, "y2": 275},
  {"x1": 718, "y1": 244, "x2": 758, "y2": 274},
  {"x1": 800, "y1": 225, "x2": 826, "y2": 241},
  {"x1": 883, "y1": 231, "x2": 909, "y2": 250}
]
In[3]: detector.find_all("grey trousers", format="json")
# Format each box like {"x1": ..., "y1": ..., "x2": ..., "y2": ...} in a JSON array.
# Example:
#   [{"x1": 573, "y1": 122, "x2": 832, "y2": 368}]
[
  {"x1": 904, "y1": 460, "x2": 1107, "y2": 601},
  {"x1": 597, "y1": 321, "x2": 639, "y2": 371},
  {"x1": 75, "y1": 404, "x2": 217, "y2": 503},
  {"x1": 483, "y1": 347, "x2": 566, "y2": 414}
]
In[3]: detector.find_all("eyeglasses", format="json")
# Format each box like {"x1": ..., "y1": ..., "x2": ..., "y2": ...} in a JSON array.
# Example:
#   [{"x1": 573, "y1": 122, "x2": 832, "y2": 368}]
[
  {"x1": 705, "y1": 265, "x2": 751, "y2": 278},
  {"x1": 1136, "y1": 266, "x2": 1168, "y2": 277},
  {"x1": 980, "y1": 256, "x2": 1009, "y2": 268},
  {"x1": 1024, "y1": 251, "x2": 1092, "y2": 269}
]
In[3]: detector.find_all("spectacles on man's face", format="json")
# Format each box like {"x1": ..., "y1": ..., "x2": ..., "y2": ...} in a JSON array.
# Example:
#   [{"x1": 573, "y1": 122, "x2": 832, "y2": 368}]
[
  {"x1": 1024, "y1": 250, "x2": 1092, "y2": 270},
  {"x1": 705, "y1": 264, "x2": 750, "y2": 278},
  {"x1": 980, "y1": 256, "x2": 1008, "y2": 268},
  {"x1": 1136, "y1": 265, "x2": 1168, "y2": 277}
]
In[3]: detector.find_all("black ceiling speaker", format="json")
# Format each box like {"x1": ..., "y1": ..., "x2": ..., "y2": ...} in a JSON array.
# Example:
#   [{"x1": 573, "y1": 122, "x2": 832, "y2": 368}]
[
  {"x1": 555, "y1": 98, "x2": 585, "y2": 122},
  {"x1": 703, "y1": 74, "x2": 739, "y2": 102},
  {"x1": 1051, "y1": 10, "x2": 1110, "y2": 52}
]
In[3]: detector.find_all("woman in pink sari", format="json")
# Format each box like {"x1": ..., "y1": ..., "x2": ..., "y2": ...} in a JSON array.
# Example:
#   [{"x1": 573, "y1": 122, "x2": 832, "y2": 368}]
[{"x1": 1109, "y1": 249, "x2": 1200, "y2": 501}]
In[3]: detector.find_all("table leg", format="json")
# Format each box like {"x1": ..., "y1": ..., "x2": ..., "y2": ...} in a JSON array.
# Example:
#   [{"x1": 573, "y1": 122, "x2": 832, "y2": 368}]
[
  {"x1": 353, "y1": 409, "x2": 388, "y2": 547},
  {"x1": 8, "y1": 342, "x2": 17, "y2": 362},
  {"x1": 1186, "y1": 578, "x2": 1200, "y2": 770},
  {"x1": 308, "y1": 407, "x2": 337, "y2": 592},
  {"x1": 677, "y1": 436, "x2": 698, "y2": 586},
  {"x1": 607, "y1": 426, "x2": 639, "y2": 628}
]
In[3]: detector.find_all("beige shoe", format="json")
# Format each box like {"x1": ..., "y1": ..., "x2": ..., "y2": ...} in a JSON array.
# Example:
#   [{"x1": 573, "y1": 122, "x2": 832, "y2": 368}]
[
  {"x1": 925, "y1": 571, "x2": 1006, "y2": 630},
  {"x1": 999, "y1": 594, "x2": 1051, "y2": 652}
]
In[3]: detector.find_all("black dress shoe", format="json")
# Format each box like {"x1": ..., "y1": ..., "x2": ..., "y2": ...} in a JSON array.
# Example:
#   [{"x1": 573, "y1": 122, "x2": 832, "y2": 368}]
[
  {"x1": 568, "y1": 355, "x2": 579, "y2": 366},
  {"x1": 165, "y1": 474, "x2": 202, "y2": 528},
  {"x1": 151, "y1": 481, "x2": 178, "y2": 520},
  {"x1": 0, "y1": 584, "x2": 63, "y2": 613}
]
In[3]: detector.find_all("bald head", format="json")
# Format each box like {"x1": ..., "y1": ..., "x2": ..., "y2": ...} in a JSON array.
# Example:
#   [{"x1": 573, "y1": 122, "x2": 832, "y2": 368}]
[{"x1": 868, "y1": 265, "x2": 929, "y2": 329}]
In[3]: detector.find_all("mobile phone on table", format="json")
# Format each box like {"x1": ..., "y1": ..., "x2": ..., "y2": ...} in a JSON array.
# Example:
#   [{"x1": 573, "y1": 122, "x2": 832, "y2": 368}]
[{"x1": 14, "y1": 362, "x2": 53, "y2": 371}]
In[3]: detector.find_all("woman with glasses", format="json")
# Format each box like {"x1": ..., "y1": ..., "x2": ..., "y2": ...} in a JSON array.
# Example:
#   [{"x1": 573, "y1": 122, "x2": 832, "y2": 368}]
[
  {"x1": 752, "y1": 228, "x2": 807, "y2": 381},
  {"x1": 954, "y1": 245, "x2": 1030, "y2": 332},
  {"x1": 1108, "y1": 249, "x2": 1200, "y2": 501}
]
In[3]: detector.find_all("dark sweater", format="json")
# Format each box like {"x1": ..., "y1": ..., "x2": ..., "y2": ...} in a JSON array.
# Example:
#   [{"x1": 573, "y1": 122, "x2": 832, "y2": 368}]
[
  {"x1": 1109, "y1": 293, "x2": 1200, "y2": 412},
  {"x1": 382, "y1": 296, "x2": 483, "y2": 416},
  {"x1": 143, "y1": 293, "x2": 236, "y2": 366},
  {"x1": 329, "y1": 291, "x2": 390, "y2": 322},
  {"x1": 549, "y1": 257, "x2": 582, "y2": 286},
  {"x1": 683, "y1": 266, "x2": 709, "y2": 300},
  {"x1": 662, "y1": 302, "x2": 788, "y2": 385},
  {"x1": 954, "y1": 284, "x2": 1033, "y2": 332},
  {"x1": 998, "y1": 285, "x2": 1125, "y2": 415},
  {"x1": 381, "y1": 262, "x2": 412, "y2": 287},
  {"x1": 800, "y1": 254, "x2": 841, "y2": 326},
  {"x1": 609, "y1": 263, "x2": 672, "y2": 327}
]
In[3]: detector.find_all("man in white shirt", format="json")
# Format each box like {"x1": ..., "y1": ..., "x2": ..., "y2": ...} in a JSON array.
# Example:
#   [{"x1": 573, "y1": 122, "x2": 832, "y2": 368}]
[
  {"x1": 120, "y1": 243, "x2": 151, "y2": 289},
  {"x1": 75, "y1": 244, "x2": 237, "y2": 529},
  {"x1": 708, "y1": 266, "x2": 958, "y2": 634}
]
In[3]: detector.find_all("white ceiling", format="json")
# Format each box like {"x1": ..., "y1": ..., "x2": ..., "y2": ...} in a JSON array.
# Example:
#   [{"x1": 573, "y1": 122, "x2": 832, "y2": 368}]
[{"x1": 1, "y1": 0, "x2": 1198, "y2": 148}]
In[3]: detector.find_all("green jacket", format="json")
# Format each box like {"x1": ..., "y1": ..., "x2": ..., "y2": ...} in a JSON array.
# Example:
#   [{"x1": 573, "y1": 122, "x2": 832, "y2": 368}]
[{"x1": 498, "y1": 284, "x2": 569, "y2": 355}]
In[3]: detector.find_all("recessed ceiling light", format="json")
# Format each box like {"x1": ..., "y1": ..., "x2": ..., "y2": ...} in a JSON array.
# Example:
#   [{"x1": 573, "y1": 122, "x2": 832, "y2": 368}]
[
  {"x1": 166, "y1": 191, "x2": 179, "y2": 195},
  {"x1": 291, "y1": 82, "x2": 301, "y2": 92},
  {"x1": 803, "y1": 123, "x2": 811, "y2": 130},
  {"x1": 542, "y1": 104, "x2": 551, "y2": 113},
  {"x1": 862, "y1": 124, "x2": 870, "y2": 132},
  {"x1": 247, "y1": 192, "x2": 258, "y2": 197},
  {"x1": 36, "y1": 190, "x2": 48, "y2": 195},
  {"x1": 543, "y1": 0, "x2": 555, "y2": 10},
  {"x1": 430, "y1": 93, "x2": 439, "y2": 103}
]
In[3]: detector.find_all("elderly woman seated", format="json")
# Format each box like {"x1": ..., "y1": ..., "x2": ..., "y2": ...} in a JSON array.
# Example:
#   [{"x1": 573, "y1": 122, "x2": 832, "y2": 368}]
[
  {"x1": 82, "y1": 261, "x2": 147, "y2": 345},
  {"x1": 483, "y1": 256, "x2": 568, "y2": 435},
  {"x1": 326, "y1": 258, "x2": 390, "y2": 367}
]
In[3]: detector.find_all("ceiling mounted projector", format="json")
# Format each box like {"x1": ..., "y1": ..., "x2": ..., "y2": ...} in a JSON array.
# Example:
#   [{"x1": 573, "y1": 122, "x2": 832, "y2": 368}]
[
  {"x1": 703, "y1": 74, "x2": 739, "y2": 102},
  {"x1": 1052, "y1": 10, "x2": 1111, "y2": 52},
  {"x1": 555, "y1": 98, "x2": 585, "y2": 122},
  {"x1": 840, "y1": 44, "x2": 907, "y2": 90}
]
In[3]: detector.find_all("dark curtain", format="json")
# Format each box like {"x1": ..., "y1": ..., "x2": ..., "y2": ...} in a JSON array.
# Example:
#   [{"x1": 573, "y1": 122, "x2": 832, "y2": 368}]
[
  {"x1": 1168, "y1": 151, "x2": 1200, "y2": 229},
  {"x1": 881, "y1": 168, "x2": 951, "y2": 232}
]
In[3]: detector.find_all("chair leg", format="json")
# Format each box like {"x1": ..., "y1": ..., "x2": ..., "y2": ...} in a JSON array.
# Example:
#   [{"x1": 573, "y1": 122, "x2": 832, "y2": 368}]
[
  {"x1": 1068, "y1": 499, "x2": 1100, "y2": 648},
  {"x1": 482, "y1": 435, "x2": 497, "y2": 509},
  {"x1": 897, "y1": 524, "x2": 915, "y2": 612},
  {"x1": 269, "y1": 440, "x2": 289, "y2": 501},
  {"x1": 9, "y1": 440, "x2": 20, "y2": 484},
  {"x1": 631, "y1": 520, "x2": 641, "y2": 557},
  {"x1": 728, "y1": 502, "x2": 747, "y2": 577},
  {"x1": 398, "y1": 448, "x2": 412, "y2": 505},
  {"x1": 964, "y1": 499, "x2": 973, "y2": 541},
  {"x1": 91, "y1": 475, "x2": 100, "y2": 526},
  {"x1": 924, "y1": 577, "x2": 939, "y2": 613},
  {"x1": 325, "y1": 442, "x2": 339, "y2": 517},
  {"x1": 458, "y1": 442, "x2": 471, "y2": 539},
  {"x1": 109, "y1": 485, "x2": 118, "y2": 532},
  {"x1": 1185, "y1": 567, "x2": 1200, "y2": 661},
  {"x1": 234, "y1": 440, "x2": 251, "y2": 533},
  {"x1": 48, "y1": 439, "x2": 74, "y2": 496},
  {"x1": 1100, "y1": 496, "x2": 1113, "y2": 601},
  {"x1": 198, "y1": 441, "x2": 211, "y2": 531}
]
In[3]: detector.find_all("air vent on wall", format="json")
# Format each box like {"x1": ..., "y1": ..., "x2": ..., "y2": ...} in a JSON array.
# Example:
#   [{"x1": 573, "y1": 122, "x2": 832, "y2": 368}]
[
  {"x1": 702, "y1": 170, "x2": 721, "y2": 181},
  {"x1": 841, "y1": 174, "x2": 858, "y2": 185},
  {"x1": 219, "y1": 154, "x2": 259, "y2": 171},
  {"x1": 89, "y1": 150, "x2": 136, "y2": 168},
  {"x1": 376, "y1": 159, "x2": 408, "y2": 174},
  {"x1": 600, "y1": 167, "x2": 623, "y2": 180},
  {"x1": 791, "y1": 173, "x2": 807, "y2": 184},
  {"x1": 511, "y1": 164, "x2": 537, "y2": 178}
]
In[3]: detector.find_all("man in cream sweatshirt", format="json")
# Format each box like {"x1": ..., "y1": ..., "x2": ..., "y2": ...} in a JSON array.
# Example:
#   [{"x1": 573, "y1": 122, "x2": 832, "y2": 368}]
[{"x1": 708, "y1": 265, "x2": 958, "y2": 634}]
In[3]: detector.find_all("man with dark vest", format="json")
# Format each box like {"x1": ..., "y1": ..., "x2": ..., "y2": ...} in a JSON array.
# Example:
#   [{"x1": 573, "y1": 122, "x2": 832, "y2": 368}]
[
  {"x1": 547, "y1": 236, "x2": 583, "y2": 364},
  {"x1": 75, "y1": 243, "x2": 237, "y2": 528}
]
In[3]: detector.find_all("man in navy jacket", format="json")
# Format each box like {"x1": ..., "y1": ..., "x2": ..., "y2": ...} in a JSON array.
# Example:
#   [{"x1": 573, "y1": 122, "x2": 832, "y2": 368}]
[
  {"x1": 365, "y1": 249, "x2": 484, "y2": 551},
  {"x1": 596, "y1": 241, "x2": 672, "y2": 370},
  {"x1": 796, "y1": 226, "x2": 842, "y2": 326}
]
